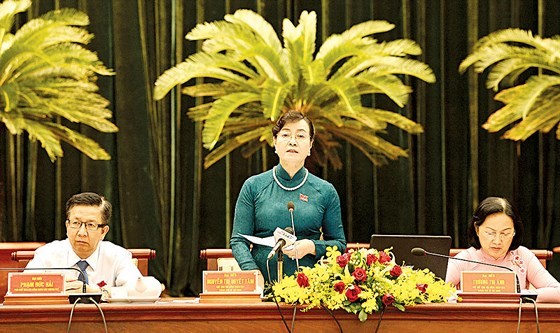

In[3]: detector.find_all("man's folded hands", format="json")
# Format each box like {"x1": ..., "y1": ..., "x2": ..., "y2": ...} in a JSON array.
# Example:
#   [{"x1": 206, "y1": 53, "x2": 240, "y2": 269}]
[{"x1": 65, "y1": 279, "x2": 101, "y2": 294}]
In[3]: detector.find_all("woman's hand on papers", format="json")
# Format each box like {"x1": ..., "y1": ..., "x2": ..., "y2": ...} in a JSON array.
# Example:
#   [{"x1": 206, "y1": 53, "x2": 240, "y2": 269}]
[{"x1": 282, "y1": 239, "x2": 316, "y2": 259}]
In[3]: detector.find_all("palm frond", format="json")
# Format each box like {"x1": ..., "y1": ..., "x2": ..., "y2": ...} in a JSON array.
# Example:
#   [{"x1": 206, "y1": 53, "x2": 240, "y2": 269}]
[
  {"x1": 319, "y1": 76, "x2": 362, "y2": 115},
  {"x1": 155, "y1": 10, "x2": 434, "y2": 169},
  {"x1": 316, "y1": 36, "x2": 362, "y2": 73},
  {"x1": 485, "y1": 58, "x2": 528, "y2": 90},
  {"x1": 472, "y1": 28, "x2": 560, "y2": 57},
  {"x1": 153, "y1": 59, "x2": 258, "y2": 100},
  {"x1": 203, "y1": 126, "x2": 269, "y2": 169},
  {"x1": 362, "y1": 108, "x2": 423, "y2": 133},
  {"x1": 1, "y1": 113, "x2": 110, "y2": 161},
  {"x1": 356, "y1": 74, "x2": 412, "y2": 107},
  {"x1": 225, "y1": 9, "x2": 283, "y2": 54},
  {"x1": 461, "y1": 28, "x2": 560, "y2": 142},
  {"x1": 495, "y1": 75, "x2": 560, "y2": 117},
  {"x1": 502, "y1": 92, "x2": 560, "y2": 140},
  {"x1": 461, "y1": 44, "x2": 560, "y2": 76},
  {"x1": 332, "y1": 55, "x2": 435, "y2": 83},
  {"x1": 202, "y1": 92, "x2": 261, "y2": 149},
  {"x1": 47, "y1": 122, "x2": 111, "y2": 160},
  {"x1": 298, "y1": 11, "x2": 317, "y2": 67},
  {"x1": 261, "y1": 79, "x2": 294, "y2": 120},
  {"x1": 182, "y1": 82, "x2": 240, "y2": 98},
  {"x1": 482, "y1": 77, "x2": 560, "y2": 133},
  {"x1": 0, "y1": 3, "x2": 116, "y2": 160},
  {"x1": 340, "y1": 20, "x2": 394, "y2": 41},
  {"x1": 366, "y1": 39, "x2": 422, "y2": 56},
  {"x1": 317, "y1": 20, "x2": 394, "y2": 61},
  {"x1": 188, "y1": 19, "x2": 288, "y2": 83},
  {"x1": 0, "y1": 0, "x2": 30, "y2": 31},
  {"x1": 325, "y1": 122, "x2": 408, "y2": 165}
]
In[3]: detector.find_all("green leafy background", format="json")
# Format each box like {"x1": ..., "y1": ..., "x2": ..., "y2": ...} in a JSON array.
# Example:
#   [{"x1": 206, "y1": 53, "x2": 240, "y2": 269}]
[{"x1": 1, "y1": 0, "x2": 560, "y2": 296}]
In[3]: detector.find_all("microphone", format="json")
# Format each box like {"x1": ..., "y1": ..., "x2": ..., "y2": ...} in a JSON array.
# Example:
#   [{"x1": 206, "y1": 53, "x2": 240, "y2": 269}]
[
  {"x1": 287, "y1": 201, "x2": 295, "y2": 212},
  {"x1": 267, "y1": 227, "x2": 296, "y2": 260},
  {"x1": 286, "y1": 201, "x2": 299, "y2": 270},
  {"x1": 411, "y1": 247, "x2": 521, "y2": 293},
  {"x1": 0, "y1": 266, "x2": 102, "y2": 303}
]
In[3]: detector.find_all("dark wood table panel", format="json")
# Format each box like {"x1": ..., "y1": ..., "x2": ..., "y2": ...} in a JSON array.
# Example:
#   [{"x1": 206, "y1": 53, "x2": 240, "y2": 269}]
[{"x1": 0, "y1": 300, "x2": 558, "y2": 332}]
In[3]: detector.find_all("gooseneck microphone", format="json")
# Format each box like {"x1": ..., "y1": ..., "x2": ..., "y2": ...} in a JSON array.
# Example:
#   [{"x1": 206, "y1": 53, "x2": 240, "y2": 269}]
[
  {"x1": 411, "y1": 247, "x2": 521, "y2": 293},
  {"x1": 287, "y1": 201, "x2": 295, "y2": 212},
  {"x1": 286, "y1": 201, "x2": 300, "y2": 270},
  {"x1": 267, "y1": 227, "x2": 295, "y2": 260}
]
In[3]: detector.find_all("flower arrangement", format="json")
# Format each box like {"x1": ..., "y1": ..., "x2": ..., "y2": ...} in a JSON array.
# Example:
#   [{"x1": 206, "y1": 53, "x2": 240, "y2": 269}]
[{"x1": 271, "y1": 246, "x2": 456, "y2": 322}]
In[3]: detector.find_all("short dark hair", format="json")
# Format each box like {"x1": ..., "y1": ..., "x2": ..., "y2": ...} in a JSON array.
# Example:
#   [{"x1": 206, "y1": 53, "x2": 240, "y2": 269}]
[
  {"x1": 467, "y1": 197, "x2": 523, "y2": 250},
  {"x1": 66, "y1": 192, "x2": 112, "y2": 224},
  {"x1": 272, "y1": 110, "x2": 315, "y2": 140}
]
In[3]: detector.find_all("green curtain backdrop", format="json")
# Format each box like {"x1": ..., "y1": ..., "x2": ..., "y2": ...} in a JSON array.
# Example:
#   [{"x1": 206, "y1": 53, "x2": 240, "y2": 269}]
[{"x1": 1, "y1": 0, "x2": 559, "y2": 296}]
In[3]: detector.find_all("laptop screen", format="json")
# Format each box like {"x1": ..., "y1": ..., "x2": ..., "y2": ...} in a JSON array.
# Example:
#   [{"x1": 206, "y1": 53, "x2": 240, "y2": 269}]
[{"x1": 369, "y1": 234, "x2": 452, "y2": 279}]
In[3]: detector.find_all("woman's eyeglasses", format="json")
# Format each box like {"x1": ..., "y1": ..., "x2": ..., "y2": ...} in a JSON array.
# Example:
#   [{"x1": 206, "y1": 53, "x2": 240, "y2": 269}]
[
  {"x1": 277, "y1": 132, "x2": 310, "y2": 142},
  {"x1": 481, "y1": 230, "x2": 515, "y2": 241}
]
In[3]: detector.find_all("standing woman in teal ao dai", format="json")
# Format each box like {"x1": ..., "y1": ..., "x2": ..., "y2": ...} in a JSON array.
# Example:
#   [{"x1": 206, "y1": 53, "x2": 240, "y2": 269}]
[{"x1": 230, "y1": 111, "x2": 347, "y2": 284}]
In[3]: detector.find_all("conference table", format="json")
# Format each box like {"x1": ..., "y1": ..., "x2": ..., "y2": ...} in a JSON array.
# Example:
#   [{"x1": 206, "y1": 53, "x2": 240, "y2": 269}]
[{"x1": 0, "y1": 298, "x2": 557, "y2": 332}]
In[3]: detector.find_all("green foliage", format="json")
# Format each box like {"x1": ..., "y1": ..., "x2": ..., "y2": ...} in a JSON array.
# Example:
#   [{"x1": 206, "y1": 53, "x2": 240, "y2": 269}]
[
  {"x1": 0, "y1": 0, "x2": 116, "y2": 161},
  {"x1": 460, "y1": 28, "x2": 560, "y2": 141},
  {"x1": 155, "y1": 9, "x2": 434, "y2": 169}
]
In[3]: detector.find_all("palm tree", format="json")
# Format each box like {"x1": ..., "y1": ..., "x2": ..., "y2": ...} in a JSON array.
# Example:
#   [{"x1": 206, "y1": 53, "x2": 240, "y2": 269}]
[
  {"x1": 154, "y1": 9, "x2": 434, "y2": 169},
  {"x1": 0, "y1": 0, "x2": 116, "y2": 161},
  {"x1": 460, "y1": 28, "x2": 560, "y2": 141}
]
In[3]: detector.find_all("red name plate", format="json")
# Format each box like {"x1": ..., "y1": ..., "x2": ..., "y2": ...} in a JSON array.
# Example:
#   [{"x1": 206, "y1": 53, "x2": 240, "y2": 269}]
[
  {"x1": 7, "y1": 272, "x2": 65, "y2": 295},
  {"x1": 203, "y1": 271, "x2": 259, "y2": 293},
  {"x1": 461, "y1": 271, "x2": 517, "y2": 293}
]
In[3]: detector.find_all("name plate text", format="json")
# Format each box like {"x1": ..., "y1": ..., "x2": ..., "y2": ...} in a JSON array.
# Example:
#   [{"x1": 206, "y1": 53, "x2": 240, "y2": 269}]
[
  {"x1": 203, "y1": 271, "x2": 259, "y2": 293},
  {"x1": 461, "y1": 271, "x2": 517, "y2": 293},
  {"x1": 8, "y1": 272, "x2": 65, "y2": 294}
]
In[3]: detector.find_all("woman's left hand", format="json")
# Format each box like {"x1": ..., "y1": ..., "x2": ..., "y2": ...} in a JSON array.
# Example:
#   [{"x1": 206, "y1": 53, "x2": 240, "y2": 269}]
[{"x1": 282, "y1": 239, "x2": 316, "y2": 259}]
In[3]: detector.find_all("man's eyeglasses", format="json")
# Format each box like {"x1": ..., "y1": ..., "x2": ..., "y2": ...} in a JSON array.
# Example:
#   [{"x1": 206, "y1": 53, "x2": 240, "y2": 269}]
[{"x1": 67, "y1": 220, "x2": 107, "y2": 231}]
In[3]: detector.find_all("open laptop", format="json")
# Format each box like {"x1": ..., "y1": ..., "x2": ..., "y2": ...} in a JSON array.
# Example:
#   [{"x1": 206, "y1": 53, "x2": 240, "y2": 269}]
[{"x1": 369, "y1": 234, "x2": 452, "y2": 280}]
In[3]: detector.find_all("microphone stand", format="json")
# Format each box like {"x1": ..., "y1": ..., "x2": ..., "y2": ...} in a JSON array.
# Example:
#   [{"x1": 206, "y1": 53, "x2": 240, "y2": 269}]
[
  {"x1": 277, "y1": 248, "x2": 284, "y2": 283},
  {"x1": 288, "y1": 204, "x2": 299, "y2": 271}
]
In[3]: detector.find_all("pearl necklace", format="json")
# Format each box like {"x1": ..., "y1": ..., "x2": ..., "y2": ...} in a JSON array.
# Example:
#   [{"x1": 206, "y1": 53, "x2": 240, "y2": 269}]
[{"x1": 272, "y1": 166, "x2": 308, "y2": 191}]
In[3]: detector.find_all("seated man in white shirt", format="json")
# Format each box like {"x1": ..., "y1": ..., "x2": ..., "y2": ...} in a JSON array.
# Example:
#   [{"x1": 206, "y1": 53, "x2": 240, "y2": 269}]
[{"x1": 26, "y1": 192, "x2": 142, "y2": 295}]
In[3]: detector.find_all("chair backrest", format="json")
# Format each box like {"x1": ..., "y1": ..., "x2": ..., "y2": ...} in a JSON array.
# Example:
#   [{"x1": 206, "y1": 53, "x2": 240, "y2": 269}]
[
  {"x1": 200, "y1": 245, "x2": 552, "y2": 270},
  {"x1": 10, "y1": 248, "x2": 156, "y2": 276}
]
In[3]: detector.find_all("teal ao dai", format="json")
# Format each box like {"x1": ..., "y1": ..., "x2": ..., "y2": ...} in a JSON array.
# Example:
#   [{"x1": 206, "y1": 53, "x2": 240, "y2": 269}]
[{"x1": 230, "y1": 164, "x2": 346, "y2": 283}]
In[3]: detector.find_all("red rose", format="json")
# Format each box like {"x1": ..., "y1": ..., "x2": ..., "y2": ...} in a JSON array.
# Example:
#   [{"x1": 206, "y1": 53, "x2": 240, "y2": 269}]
[
  {"x1": 336, "y1": 253, "x2": 350, "y2": 268},
  {"x1": 352, "y1": 267, "x2": 367, "y2": 282},
  {"x1": 297, "y1": 272, "x2": 310, "y2": 288},
  {"x1": 382, "y1": 293, "x2": 395, "y2": 306},
  {"x1": 379, "y1": 251, "x2": 392, "y2": 264},
  {"x1": 333, "y1": 281, "x2": 345, "y2": 294},
  {"x1": 345, "y1": 285, "x2": 361, "y2": 302},
  {"x1": 416, "y1": 283, "x2": 428, "y2": 293},
  {"x1": 366, "y1": 253, "x2": 378, "y2": 265},
  {"x1": 97, "y1": 280, "x2": 107, "y2": 288},
  {"x1": 390, "y1": 265, "x2": 402, "y2": 277}
]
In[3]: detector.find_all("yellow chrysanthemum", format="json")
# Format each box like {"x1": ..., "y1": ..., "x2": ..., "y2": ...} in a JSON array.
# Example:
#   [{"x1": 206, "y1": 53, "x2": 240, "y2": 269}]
[{"x1": 271, "y1": 246, "x2": 456, "y2": 322}]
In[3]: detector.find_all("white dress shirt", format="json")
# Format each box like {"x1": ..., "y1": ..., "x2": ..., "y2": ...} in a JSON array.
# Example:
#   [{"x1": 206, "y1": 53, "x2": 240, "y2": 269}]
[{"x1": 26, "y1": 239, "x2": 142, "y2": 288}]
